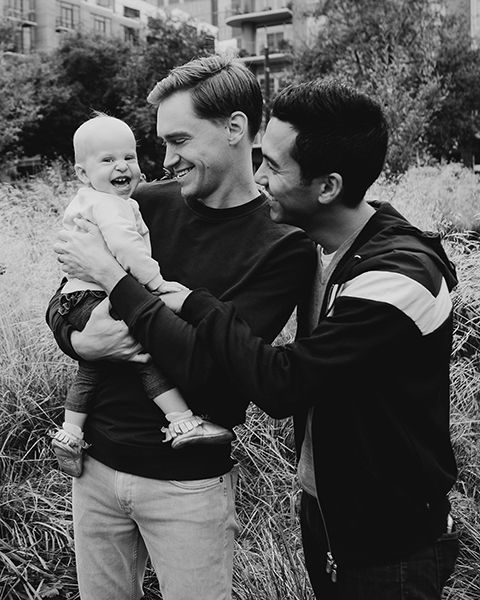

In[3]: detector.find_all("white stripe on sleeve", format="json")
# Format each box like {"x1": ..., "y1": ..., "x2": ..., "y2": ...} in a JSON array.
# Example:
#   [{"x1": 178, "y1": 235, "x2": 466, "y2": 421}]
[{"x1": 338, "y1": 271, "x2": 452, "y2": 336}]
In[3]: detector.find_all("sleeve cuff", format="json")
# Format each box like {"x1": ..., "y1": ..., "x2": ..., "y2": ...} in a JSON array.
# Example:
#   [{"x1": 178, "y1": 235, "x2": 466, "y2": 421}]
[
  {"x1": 181, "y1": 289, "x2": 223, "y2": 325},
  {"x1": 110, "y1": 274, "x2": 156, "y2": 324}
]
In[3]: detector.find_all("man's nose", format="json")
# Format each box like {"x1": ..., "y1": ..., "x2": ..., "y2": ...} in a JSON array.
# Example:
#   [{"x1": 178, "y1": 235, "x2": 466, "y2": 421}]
[
  {"x1": 163, "y1": 145, "x2": 179, "y2": 169},
  {"x1": 255, "y1": 161, "x2": 268, "y2": 185}
]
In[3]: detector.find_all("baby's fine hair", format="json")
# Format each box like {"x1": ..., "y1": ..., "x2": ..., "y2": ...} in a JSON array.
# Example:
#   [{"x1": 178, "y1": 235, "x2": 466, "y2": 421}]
[{"x1": 73, "y1": 113, "x2": 135, "y2": 163}]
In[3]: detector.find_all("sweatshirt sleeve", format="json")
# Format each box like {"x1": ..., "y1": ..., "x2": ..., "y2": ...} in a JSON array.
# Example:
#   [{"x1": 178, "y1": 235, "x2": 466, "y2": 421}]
[
  {"x1": 172, "y1": 253, "x2": 453, "y2": 418},
  {"x1": 173, "y1": 292, "x2": 419, "y2": 418},
  {"x1": 109, "y1": 234, "x2": 317, "y2": 401},
  {"x1": 82, "y1": 189, "x2": 163, "y2": 291}
]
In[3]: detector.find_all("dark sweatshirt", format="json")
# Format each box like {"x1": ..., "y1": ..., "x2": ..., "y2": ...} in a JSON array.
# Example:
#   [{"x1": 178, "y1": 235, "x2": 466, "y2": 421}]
[{"x1": 46, "y1": 179, "x2": 317, "y2": 479}]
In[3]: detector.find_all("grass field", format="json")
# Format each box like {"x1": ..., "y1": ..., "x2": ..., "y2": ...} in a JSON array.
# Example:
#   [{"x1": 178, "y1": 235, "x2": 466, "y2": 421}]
[{"x1": 0, "y1": 163, "x2": 479, "y2": 599}]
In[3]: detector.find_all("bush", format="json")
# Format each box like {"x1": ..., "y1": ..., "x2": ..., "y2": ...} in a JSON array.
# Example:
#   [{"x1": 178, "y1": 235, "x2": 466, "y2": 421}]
[{"x1": 368, "y1": 163, "x2": 480, "y2": 234}]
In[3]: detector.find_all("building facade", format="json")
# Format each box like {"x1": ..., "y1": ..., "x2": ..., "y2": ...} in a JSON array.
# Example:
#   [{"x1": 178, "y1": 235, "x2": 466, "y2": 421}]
[
  {"x1": 0, "y1": 0, "x2": 215, "y2": 53},
  {"x1": 224, "y1": 1, "x2": 293, "y2": 105}
]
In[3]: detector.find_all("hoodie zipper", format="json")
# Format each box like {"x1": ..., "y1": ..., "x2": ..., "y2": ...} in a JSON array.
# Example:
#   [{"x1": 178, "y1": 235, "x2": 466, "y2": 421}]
[{"x1": 315, "y1": 495, "x2": 338, "y2": 582}]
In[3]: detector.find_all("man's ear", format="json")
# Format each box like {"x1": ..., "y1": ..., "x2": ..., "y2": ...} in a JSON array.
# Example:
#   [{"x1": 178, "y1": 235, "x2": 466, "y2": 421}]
[
  {"x1": 226, "y1": 111, "x2": 248, "y2": 145},
  {"x1": 317, "y1": 173, "x2": 343, "y2": 206},
  {"x1": 74, "y1": 163, "x2": 90, "y2": 186}
]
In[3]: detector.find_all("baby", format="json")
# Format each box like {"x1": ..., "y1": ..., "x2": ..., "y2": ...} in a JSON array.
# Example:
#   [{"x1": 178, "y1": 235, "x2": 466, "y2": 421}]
[{"x1": 50, "y1": 115, "x2": 232, "y2": 477}]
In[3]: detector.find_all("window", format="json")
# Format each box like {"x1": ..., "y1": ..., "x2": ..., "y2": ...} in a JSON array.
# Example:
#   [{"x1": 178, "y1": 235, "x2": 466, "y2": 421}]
[
  {"x1": 96, "y1": 0, "x2": 113, "y2": 8},
  {"x1": 93, "y1": 14, "x2": 110, "y2": 35},
  {"x1": 11, "y1": 21, "x2": 35, "y2": 52},
  {"x1": 123, "y1": 6, "x2": 140, "y2": 19},
  {"x1": 124, "y1": 26, "x2": 138, "y2": 44},
  {"x1": 56, "y1": 2, "x2": 79, "y2": 29},
  {"x1": 267, "y1": 31, "x2": 284, "y2": 52},
  {"x1": 6, "y1": 0, "x2": 35, "y2": 22}
]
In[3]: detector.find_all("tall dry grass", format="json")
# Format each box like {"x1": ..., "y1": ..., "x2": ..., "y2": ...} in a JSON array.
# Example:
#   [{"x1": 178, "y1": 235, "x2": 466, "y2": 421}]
[{"x1": 0, "y1": 163, "x2": 479, "y2": 599}]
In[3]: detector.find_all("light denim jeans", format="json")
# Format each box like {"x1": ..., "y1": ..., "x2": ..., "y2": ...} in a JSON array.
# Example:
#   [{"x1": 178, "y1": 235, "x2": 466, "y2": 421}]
[{"x1": 72, "y1": 455, "x2": 239, "y2": 600}]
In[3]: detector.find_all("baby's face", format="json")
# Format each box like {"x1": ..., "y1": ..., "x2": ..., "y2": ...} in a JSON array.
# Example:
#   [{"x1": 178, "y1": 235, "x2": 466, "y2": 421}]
[{"x1": 80, "y1": 126, "x2": 141, "y2": 198}]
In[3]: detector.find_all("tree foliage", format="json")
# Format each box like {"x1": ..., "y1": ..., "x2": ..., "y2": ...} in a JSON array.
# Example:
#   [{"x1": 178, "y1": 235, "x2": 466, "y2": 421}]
[
  {"x1": 425, "y1": 15, "x2": 480, "y2": 165},
  {"x1": 117, "y1": 17, "x2": 214, "y2": 177},
  {"x1": 0, "y1": 17, "x2": 17, "y2": 53},
  {"x1": 294, "y1": 0, "x2": 444, "y2": 174},
  {"x1": 22, "y1": 33, "x2": 133, "y2": 162},
  {"x1": 17, "y1": 17, "x2": 213, "y2": 179},
  {"x1": 0, "y1": 56, "x2": 41, "y2": 164}
]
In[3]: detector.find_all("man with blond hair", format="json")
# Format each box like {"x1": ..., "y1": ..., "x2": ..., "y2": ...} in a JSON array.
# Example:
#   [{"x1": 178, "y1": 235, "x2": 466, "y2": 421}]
[{"x1": 48, "y1": 55, "x2": 315, "y2": 599}]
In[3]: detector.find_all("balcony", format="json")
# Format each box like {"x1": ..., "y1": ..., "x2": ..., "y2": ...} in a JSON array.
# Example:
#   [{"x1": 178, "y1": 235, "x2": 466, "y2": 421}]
[
  {"x1": 55, "y1": 16, "x2": 79, "y2": 32},
  {"x1": 238, "y1": 38, "x2": 293, "y2": 65},
  {"x1": 238, "y1": 51, "x2": 292, "y2": 66},
  {"x1": 4, "y1": 6, "x2": 36, "y2": 26},
  {"x1": 225, "y1": 7, "x2": 292, "y2": 28}
]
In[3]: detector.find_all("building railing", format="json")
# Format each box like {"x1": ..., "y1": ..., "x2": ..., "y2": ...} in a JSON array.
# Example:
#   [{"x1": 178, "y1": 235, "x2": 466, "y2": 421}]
[
  {"x1": 55, "y1": 16, "x2": 79, "y2": 31},
  {"x1": 4, "y1": 6, "x2": 36, "y2": 23},
  {"x1": 227, "y1": 1, "x2": 292, "y2": 17}
]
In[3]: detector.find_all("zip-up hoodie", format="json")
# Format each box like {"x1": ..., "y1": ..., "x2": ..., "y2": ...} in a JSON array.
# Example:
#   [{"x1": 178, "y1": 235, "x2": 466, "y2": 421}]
[{"x1": 114, "y1": 201, "x2": 458, "y2": 570}]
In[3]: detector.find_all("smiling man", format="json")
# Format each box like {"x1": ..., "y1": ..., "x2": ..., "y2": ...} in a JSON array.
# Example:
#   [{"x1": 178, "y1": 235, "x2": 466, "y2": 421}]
[
  {"x1": 55, "y1": 79, "x2": 460, "y2": 599},
  {"x1": 47, "y1": 56, "x2": 316, "y2": 600}
]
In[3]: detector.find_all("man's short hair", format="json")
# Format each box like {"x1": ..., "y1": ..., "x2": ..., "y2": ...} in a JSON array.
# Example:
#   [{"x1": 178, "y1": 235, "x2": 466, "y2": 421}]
[
  {"x1": 272, "y1": 79, "x2": 389, "y2": 205},
  {"x1": 147, "y1": 54, "x2": 263, "y2": 141}
]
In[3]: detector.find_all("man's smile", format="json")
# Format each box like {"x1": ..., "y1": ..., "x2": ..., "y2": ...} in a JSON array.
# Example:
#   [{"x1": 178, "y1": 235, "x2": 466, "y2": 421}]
[{"x1": 175, "y1": 167, "x2": 194, "y2": 180}]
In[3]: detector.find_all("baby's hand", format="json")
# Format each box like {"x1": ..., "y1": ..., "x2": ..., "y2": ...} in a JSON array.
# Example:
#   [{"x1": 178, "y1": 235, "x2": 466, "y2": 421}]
[
  {"x1": 153, "y1": 280, "x2": 192, "y2": 314},
  {"x1": 155, "y1": 280, "x2": 189, "y2": 294}
]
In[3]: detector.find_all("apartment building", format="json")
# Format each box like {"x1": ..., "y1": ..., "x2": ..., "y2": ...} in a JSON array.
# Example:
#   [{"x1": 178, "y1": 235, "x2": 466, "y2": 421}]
[
  {"x1": 224, "y1": 0, "x2": 293, "y2": 104},
  {"x1": 0, "y1": 0, "x2": 215, "y2": 53}
]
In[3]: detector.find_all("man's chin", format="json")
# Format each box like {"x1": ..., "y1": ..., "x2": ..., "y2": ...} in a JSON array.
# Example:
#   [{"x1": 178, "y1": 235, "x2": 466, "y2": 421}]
[
  {"x1": 269, "y1": 207, "x2": 284, "y2": 223},
  {"x1": 178, "y1": 186, "x2": 193, "y2": 201}
]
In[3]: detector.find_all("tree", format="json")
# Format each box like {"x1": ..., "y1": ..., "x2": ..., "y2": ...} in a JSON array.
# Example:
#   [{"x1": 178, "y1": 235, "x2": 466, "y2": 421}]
[
  {"x1": 117, "y1": 16, "x2": 214, "y2": 178},
  {"x1": 0, "y1": 18, "x2": 17, "y2": 52},
  {"x1": 21, "y1": 17, "x2": 214, "y2": 179},
  {"x1": 294, "y1": 0, "x2": 444, "y2": 174},
  {"x1": 0, "y1": 55, "x2": 41, "y2": 166},
  {"x1": 425, "y1": 15, "x2": 480, "y2": 165},
  {"x1": 22, "y1": 33, "x2": 133, "y2": 162}
]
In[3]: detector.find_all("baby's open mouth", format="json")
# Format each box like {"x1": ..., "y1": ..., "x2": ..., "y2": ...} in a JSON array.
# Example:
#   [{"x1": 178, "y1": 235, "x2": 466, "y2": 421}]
[{"x1": 111, "y1": 176, "x2": 131, "y2": 186}]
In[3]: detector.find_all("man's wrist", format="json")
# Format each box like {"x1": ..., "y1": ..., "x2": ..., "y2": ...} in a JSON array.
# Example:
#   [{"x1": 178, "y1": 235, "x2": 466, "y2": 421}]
[{"x1": 100, "y1": 261, "x2": 128, "y2": 294}]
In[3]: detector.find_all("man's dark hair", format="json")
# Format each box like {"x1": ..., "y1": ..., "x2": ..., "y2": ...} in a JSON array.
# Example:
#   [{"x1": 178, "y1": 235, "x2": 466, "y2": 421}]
[
  {"x1": 148, "y1": 54, "x2": 263, "y2": 141},
  {"x1": 272, "y1": 79, "x2": 389, "y2": 205}
]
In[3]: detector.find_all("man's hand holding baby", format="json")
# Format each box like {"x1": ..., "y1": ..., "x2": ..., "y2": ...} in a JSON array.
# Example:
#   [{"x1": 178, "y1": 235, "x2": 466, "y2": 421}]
[
  {"x1": 54, "y1": 217, "x2": 126, "y2": 294},
  {"x1": 71, "y1": 298, "x2": 149, "y2": 362}
]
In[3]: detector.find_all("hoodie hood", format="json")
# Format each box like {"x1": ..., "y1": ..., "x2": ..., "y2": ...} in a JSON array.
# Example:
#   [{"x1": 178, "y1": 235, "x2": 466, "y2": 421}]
[{"x1": 341, "y1": 201, "x2": 458, "y2": 292}]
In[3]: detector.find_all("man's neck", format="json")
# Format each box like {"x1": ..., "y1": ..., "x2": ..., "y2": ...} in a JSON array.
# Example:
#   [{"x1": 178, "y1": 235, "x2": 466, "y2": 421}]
[
  {"x1": 310, "y1": 201, "x2": 376, "y2": 253},
  {"x1": 200, "y1": 149, "x2": 259, "y2": 209},
  {"x1": 200, "y1": 177, "x2": 260, "y2": 209}
]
